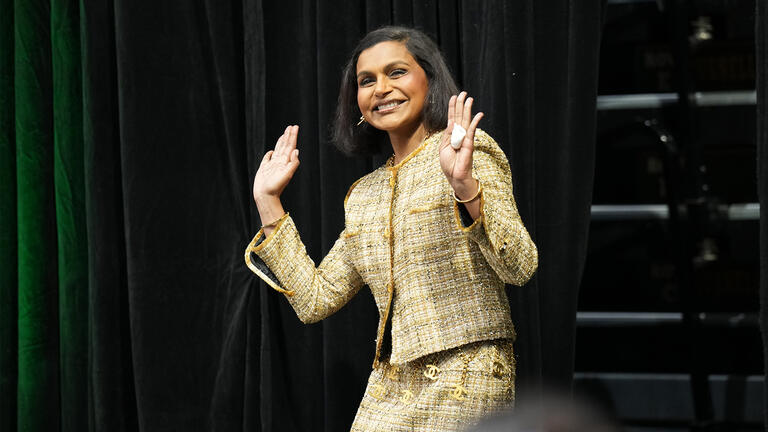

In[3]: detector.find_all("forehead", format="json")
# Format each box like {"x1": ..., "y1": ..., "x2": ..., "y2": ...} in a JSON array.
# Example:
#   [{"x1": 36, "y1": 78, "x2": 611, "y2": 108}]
[{"x1": 356, "y1": 41, "x2": 417, "y2": 73}]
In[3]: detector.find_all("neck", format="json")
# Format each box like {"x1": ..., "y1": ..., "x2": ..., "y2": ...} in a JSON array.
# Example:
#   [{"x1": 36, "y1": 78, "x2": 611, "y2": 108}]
[{"x1": 388, "y1": 123, "x2": 428, "y2": 165}]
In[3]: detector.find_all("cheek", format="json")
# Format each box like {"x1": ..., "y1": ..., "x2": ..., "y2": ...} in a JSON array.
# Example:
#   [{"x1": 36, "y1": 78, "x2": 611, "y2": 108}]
[
  {"x1": 357, "y1": 88, "x2": 369, "y2": 113},
  {"x1": 405, "y1": 74, "x2": 429, "y2": 104}
]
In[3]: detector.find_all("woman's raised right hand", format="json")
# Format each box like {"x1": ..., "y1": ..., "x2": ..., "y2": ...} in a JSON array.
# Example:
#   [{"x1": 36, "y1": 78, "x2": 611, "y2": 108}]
[{"x1": 253, "y1": 125, "x2": 300, "y2": 203}]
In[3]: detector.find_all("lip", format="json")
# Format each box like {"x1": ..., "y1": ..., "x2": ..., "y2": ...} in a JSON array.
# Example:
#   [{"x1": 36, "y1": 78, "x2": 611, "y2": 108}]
[{"x1": 374, "y1": 99, "x2": 406, "y2": 113}]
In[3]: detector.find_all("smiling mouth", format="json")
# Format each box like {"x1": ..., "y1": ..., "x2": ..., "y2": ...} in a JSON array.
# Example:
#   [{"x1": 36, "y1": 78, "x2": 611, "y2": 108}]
[{"x1": 375, "y1": 100, "x2": 406, "y2": 113}]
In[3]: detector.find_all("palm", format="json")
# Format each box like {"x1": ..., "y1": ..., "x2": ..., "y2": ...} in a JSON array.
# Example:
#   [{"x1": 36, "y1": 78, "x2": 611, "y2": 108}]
[
  {"x1": 253, "y1": 125, "x2": 300, "y2": 200},
  {"x1": 439, "y1": 93, "x2": 484, "y2": 189},
  {"x1": 439, "y1": 130, "x2": 473, "y2": 180}
]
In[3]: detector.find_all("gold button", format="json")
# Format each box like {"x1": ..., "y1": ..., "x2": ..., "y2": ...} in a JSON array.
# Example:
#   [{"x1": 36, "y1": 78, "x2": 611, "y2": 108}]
[
  {"x1": 386, "y1": 365, "x2": 400, "y2": 380},
  {"x1": 424, "y1": 365, "x2": 441, "y2": 381},
  {"x1": 370, "y1": 384, "x2": 386, "y2": 400},
  {"x1": 450, "y1": 384, "x2": 468, "y2": 401},
  {"x1": 491, "y1": 361, "x2": 506, "y2": 378},
  {"x1": 400, "y1": 389, "x2": 414, "y2": 403}
]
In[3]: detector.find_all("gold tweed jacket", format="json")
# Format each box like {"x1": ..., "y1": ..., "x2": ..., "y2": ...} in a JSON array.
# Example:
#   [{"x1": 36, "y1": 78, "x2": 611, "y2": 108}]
[{"x1": 245, "y1": 130, "x2": 538, "y2": 367}]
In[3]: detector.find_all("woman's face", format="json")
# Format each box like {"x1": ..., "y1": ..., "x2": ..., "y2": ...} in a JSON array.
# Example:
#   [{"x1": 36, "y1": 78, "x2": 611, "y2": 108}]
[{"x1": 356, "y1": 41, "x2": 429, "y2": 136}]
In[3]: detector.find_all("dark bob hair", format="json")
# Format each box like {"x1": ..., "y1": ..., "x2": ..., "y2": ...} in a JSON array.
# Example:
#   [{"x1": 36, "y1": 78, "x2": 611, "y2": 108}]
[{"x1": 332, "y1": 26, "x2": 459, "y2": 156}]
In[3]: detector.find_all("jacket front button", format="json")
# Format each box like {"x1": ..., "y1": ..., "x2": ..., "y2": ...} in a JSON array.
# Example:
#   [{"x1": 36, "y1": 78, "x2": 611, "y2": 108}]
[
  {"x1": 400, "y1": 389, "x2": 414, "y2": 403},
  {"x1": 370, "y1": 384, "x2": 386, "y2": 400},
  {"x1": 491, "y1": 361, "x2": 506, "y2": 377}
]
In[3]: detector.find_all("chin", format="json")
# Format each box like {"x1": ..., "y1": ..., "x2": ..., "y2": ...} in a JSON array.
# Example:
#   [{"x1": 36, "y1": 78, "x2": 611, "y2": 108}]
[{"x1": 372, "y1": 117, "x2": 419, "y2": 133}]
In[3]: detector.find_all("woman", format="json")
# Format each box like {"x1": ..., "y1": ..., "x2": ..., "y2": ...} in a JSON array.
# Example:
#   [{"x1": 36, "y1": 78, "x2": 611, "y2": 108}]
[{"x1": 245, "y1": 26, "x2": 537, "y2": 431}]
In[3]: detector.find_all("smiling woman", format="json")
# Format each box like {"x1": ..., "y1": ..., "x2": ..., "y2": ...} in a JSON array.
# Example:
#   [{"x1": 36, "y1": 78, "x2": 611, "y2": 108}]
[
  {"x1": 245, "y1": 26, "x2": 538, "y2": 431},
  {"x1": 333, "y1": 27, "x2": 461, "y2": 157},
  {"x1": 355, "y1": 41, "x2": 429, "y2": 148}
]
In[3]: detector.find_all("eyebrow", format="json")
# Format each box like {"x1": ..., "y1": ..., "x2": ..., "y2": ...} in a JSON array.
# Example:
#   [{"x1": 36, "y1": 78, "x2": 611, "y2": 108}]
[{"x1": 356, "y1": 61, "x2": 411, "y2": 79}]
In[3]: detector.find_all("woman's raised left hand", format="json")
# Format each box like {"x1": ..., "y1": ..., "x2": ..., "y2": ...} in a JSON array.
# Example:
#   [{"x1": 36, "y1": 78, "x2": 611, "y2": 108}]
[{"x1": 439, "y1": 92, "x2": 484, "y2": 200}]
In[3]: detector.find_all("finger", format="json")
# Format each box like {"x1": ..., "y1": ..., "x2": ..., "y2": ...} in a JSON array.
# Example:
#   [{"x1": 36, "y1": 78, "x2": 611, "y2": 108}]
[
  {"x1": 259, "y1": 150, "x2": 274, "y2": 170},
  {"x1": 287, "y1": 149, "x2": 301, "y2": 178},
  {"x1": 274, "y1": 125, "x2": 291, "y2": 156},
  {"x1": 439, "y1": 121, "x2": 454, "y2": 151},
  {"x1": 447, "y1": 95, "x2": 457, "y2": 127},
  {"x1": 279, "y1": 125, "x2": 298, "y2": 159},
  {"x1": 285, "y1": 125, "x2": 297, "y2": 153},
  {"x1": 468, "y1": 112, "x2": 484, "y2": 132},
  {"x1": 464, "y1": 112, "x2": 484, "y2": 151},
  {"x1": 463, "y1": 97, "x2": 474, "y2": 129},
  {"x1": 262, "y1": 150, "x2": 274, "y2": 163},
  {"x1": 454, "y1": 91, "x2": 467, "y2": 124},
  {"x1": 285, "y1": 125, "x2": 296, "y2": 153},
  {"x1": 279, "y1": 125, "x2": 292, "y2": 151}
]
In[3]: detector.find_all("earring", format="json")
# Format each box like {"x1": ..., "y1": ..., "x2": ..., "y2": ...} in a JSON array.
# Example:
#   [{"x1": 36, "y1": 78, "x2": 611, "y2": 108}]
[{"x1": 357, "y1": 115, "x2": 365, "y2": 126}]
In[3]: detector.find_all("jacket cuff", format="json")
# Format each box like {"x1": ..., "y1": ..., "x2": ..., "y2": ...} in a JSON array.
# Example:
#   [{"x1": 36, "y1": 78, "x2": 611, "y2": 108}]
[
  {"x1": 244, "y1": 213, "x2": 294, "y2": 296},
  {"x1": 452, "y1": 187, "x2": 484, "y2": 234}
]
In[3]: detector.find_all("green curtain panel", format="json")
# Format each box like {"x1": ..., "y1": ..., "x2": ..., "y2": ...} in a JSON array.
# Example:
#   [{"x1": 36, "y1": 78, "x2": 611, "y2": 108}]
[
  {"x1": 0, "y1": 0, "x2": 610, "y2": 431},
  {"x1": 51, "y1": 0, "x2": 88, "y2": 430},
  {"x1": 3, "y1": 0, "x2": 132, "y2": 429},
  {"x1": 15, "y1": 0, "x2": 62, "y2": 430},
  {"x1": 4, "y1": 0, "x2": 89, "y2": 430}
]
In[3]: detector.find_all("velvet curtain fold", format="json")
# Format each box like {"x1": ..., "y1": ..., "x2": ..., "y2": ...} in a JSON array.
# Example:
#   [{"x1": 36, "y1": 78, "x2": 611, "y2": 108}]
[
  {"x1": 757, "y1": 1, "x2": 768, "y2": 429},
  {"x1": 1, "y1": 1, "x2": 603, "y2": 431},
  {"x1": 0, "y1": 0, "x2": 18, "y2": 428}
]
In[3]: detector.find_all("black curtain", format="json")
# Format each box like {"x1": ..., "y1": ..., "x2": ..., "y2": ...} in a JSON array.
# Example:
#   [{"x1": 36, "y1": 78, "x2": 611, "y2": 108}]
[
  {"x1": 235, "y1": 2, "x2": 602, "y2": 431},
  {"x1": 757, "y1": 1, "x2": 768, "y2": 430},
  {"x1": 0, "y1": 1, "x2": 602, "y2": 431}
]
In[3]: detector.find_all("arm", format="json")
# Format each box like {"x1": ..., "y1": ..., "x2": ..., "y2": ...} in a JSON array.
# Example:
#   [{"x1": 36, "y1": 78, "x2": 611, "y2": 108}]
[
  {"x1": 455, "y1": 132, "x2": 538, "y2": 285},
  {"x1": 252, "y1": 125, "x2": 299, "y2": 237},
  {"x1": 247, "y1": 124, "x2": 364, "y2": 322},
  {"x1": 246, "y1": 214, "x2": 364, "y2": 324},
  {"x1": 439, "y1": 92, "x2": 484, "y2": 220},
  {"x1": 439, "y1": 93, "x2": 538, "y2": 286}
]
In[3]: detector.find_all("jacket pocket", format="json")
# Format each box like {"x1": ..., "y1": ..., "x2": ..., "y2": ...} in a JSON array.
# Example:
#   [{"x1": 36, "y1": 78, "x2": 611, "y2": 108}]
[{"x1": 403, "y1": 194, "x2": 456, "y2": 265}]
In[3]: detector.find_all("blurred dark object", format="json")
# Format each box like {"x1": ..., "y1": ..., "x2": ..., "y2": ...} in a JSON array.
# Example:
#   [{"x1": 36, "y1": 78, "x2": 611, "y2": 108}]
[{"x1": 468, "y1": 393, "x2": 620, "y2": 432}]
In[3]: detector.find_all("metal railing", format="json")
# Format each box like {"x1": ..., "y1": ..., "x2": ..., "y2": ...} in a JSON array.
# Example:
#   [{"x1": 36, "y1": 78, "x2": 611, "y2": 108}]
[
  {"x1": 597, "y1": 91, "x2": 757, "y2": 110},
  {"x1": 590, "y1": 203, "x2": 759, "y2": 221}
]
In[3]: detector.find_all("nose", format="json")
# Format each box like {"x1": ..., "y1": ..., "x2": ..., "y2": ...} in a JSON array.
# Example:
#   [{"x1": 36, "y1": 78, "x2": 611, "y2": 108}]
[{"x1": 374, "y1": 76, "x2": 391, "y2": 97}]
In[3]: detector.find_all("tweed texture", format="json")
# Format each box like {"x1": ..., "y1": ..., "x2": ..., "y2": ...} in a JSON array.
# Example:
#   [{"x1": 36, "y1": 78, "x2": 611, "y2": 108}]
[
  {"x1": 246, "y1": 130, "x2": 537, "y2": 366},
  {"x1": 350, "y1": 339, "x2": 516, "y2": 431}
]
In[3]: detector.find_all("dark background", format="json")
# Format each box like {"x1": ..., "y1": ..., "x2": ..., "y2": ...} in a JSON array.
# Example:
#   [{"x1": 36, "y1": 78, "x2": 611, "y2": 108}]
[
  {"x1": 0, "y1": 0, "x2": 765, "y2": 431},
  {"x1": 576, "y1": 2, "x2": 764, "y2": 431}
]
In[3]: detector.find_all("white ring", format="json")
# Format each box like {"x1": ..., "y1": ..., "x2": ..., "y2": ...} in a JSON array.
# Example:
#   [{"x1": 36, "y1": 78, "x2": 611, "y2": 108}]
[{"x1": 450, "y1": 124, "x2": 466, "y2": 149}]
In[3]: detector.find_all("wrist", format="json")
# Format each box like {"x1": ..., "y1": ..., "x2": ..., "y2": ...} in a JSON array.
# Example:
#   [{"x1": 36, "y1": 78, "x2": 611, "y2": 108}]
[
  {"x1": 451, "y1": 178, "x2": 479, "y2": 201},
  {"x1": 254, "y1": 191, "x2": 280, "y2": 206},
  {"x1": 254, "y1": 194, "x2": 285, "y2": 227}
]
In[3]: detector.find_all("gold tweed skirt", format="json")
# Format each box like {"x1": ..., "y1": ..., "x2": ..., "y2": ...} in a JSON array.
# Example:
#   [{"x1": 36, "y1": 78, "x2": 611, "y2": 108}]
[{"x1": 350, "y1": 339, "x2": 515, "y2": 432}]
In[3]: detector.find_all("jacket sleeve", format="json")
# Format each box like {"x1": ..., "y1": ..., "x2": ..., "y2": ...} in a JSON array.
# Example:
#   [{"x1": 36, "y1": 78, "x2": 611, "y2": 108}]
[
  {"x1": 452, "y1": 130, "x2": 538, "y2": 286},
  {"x1": 244, "y1": 213, "x2": 364, "y2": 324}
]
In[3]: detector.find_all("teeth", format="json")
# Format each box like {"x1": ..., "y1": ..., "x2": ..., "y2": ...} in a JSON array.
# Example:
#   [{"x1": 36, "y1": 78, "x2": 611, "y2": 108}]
[{"x1": 377, "y1": 101, "x2": 400, "y2": 110}]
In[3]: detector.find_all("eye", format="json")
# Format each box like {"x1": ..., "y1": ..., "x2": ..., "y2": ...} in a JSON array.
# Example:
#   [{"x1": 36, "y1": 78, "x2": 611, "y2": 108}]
[
  {"x1": 358, "y1": 76, "x2": 374, "y2": 87},
  {"x1": 390, "y1": 68, "x2": 407, "y2": 78}
]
